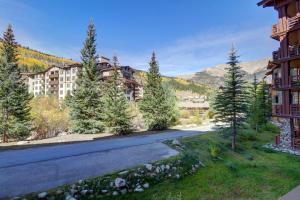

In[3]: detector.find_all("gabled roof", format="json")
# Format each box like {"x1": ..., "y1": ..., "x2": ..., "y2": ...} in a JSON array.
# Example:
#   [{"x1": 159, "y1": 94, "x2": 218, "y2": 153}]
[{"x1": 257, "y1": 0, "x2": 275, "y2": 7}]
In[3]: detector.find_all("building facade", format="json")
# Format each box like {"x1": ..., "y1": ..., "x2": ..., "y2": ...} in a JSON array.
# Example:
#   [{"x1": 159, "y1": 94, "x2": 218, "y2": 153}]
[
  {"x1": 259, "y1": 0, "x2": 300, "y2": 149},
  {"x1": 26, "y1": 57, "x2": 141, "y2": 101}
]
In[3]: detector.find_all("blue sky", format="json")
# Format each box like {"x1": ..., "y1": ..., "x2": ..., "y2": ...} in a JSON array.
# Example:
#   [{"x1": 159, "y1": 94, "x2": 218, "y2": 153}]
[{"x1": 0, "y1": 0, "x2": 277, "y2": 76}]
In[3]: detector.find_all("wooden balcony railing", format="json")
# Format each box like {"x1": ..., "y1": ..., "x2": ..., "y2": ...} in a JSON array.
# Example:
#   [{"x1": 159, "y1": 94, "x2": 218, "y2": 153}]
[
  {"x1": 273, "y1": 44, "x2": 300, "y2": 61},
  {"x1": 291, "y1": 104, "x2": 300, "y2": 116},
  {"x1": 287, "y1": 15, "x2": 300, "y2": 29},
  {"x1": 272, "y1": 105, "x2": 283, "y2": 115},
  {"x1": 49, "y1": 73, "x2": 59, "y2": 78},
  {"x1": 49, "y1": 80, "x2": 59, "y2": 85},
  {"x1": 272, "y1": 16, "x2": 300, "y2": 37},
  {"x1": 290, "y1": 75, "x2": 300, "y2": 87}
]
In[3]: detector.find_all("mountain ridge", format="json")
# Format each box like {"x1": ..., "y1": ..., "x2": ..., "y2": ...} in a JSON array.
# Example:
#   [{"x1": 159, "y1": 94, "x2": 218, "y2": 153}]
[{"x1": 178, "y1": 58, "x2": 270, "y2": 87}]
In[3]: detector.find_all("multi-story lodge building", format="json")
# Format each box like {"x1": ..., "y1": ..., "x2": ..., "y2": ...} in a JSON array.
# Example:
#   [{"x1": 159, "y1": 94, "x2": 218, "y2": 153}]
[
  {"x1": 26, "y1": 56, "x2": 141, "y2": 101},
  {"x1": 259, "y1": 0, "x2": 300, "y2": 149}
]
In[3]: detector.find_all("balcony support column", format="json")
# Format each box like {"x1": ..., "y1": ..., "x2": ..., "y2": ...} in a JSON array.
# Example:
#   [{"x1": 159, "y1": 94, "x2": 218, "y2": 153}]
[{"x1": 297, "y1": 0, "x2": 300, "y2": 16}]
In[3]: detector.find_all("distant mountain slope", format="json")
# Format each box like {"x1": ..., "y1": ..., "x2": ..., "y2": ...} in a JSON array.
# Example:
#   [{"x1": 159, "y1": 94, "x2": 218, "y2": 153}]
[
  {"x1": 134, "y1": 70, "x2": 213, "y2": 96},
  {"x1": 178, "y1": 58, "x2": 270, "y2": 87},
  {"x1": 0, "y1": 40, "x2": 76, "y2": 73}
]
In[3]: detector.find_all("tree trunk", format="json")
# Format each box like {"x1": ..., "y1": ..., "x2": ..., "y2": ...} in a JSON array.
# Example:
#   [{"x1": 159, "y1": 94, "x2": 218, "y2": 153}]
[
  {"x1": 232, "y1": 116, "x2": 237, "y2": 151},
  {"x1": 2, "y1": 108, "x2": 9, "y2": 143}
]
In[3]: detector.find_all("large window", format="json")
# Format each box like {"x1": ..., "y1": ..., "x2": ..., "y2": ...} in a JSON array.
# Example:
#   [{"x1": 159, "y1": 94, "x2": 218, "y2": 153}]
[{"x1": 291, "y1": 92, "x2": 299, "y2": 104}]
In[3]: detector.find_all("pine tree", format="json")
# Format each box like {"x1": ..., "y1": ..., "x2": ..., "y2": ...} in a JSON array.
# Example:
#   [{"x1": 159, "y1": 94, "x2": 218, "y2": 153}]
[
  {"x1": 256, "y1": 80, "x2": 272, "y2": 125},
  {"x1": 102, "y1": 56, "x2": 132, "y2": 135},
  {"x1": 66, "y1": 22, "x2": 104, "y2": 134},
  {"x1": 139, "y1": 52, "x2": 177, "y2": 130},
  {"x1": 249, "y1": 74, "x2": 260, "y2": 132},
  {"x1": 0, "y1": 25, "x2": 32, "y2": 142},
  {"x1": 212, "y1": 47, "x2": 249, "y2": 150}
]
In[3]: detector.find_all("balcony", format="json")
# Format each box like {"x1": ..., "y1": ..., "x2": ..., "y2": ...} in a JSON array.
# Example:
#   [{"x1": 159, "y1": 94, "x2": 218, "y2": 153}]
[
  {"x1": 49, "y1": 80, "x2": 59, "y2": 85},
  {"x1": 290, "y1": 75, "x2": 300, "y2": 87},
  {"x1": 291, "y1": 104, "x2": 300, "y2": 116},
  {"x1": 272, "y1": 16, "x2": 300, "y2": 39},
  {"x1": 273, "y1": 44, "x2": 300, "y2": 62},
  {"x1": 49, "y1": 73, "x2": 59, "y2": 78},
  {"x1": 272, "y1": 105, "x2": 283, "y2": 115}
]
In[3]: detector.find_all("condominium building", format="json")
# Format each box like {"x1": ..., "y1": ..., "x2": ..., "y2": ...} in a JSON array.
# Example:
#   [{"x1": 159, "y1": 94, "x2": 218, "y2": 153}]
[
  {"x1": 259, "y1": 0, "x2": 300, "y2": 149},
  {"x1": 25, "y1": 56, "x2": 141, "y2": 101}
]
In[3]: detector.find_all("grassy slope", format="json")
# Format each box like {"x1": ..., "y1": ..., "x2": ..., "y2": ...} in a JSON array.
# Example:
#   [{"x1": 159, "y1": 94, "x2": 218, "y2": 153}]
[
  {"x1": 0, "y1": 41, "x2": 75, "y2": 72},
  {"x1": 104, "y1": 126, "x2": 300, "y2": 200}
]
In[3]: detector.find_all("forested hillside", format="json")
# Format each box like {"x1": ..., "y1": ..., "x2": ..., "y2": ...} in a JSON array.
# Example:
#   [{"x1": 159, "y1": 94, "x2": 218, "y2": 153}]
[
  {"x1": 0, "y1": 40, "x2": 76, "y2": 73},
  {"x1": 134, "y1": 70, "x2": 212, "y2": 96}
]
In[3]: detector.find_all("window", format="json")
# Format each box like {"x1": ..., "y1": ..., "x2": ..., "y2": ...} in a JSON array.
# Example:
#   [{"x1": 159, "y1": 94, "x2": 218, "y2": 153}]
[
  {"x1": 67, "y1": 83, "x2": 70, "y2": 88},
  {"x1": 72, "y1": 76, "x2": 76, "y2": 81},
  {"x1": 60, "y1": 70, "x2": 64, "y2": 74},
  {"x1": 60, "y1": 84, "x2": 63, "y2": 88},
  {"x1": 67, "y1": 90, "x2": 71, "y2": 95},
  {"x1": 60, "y1": 90, "x2": 63, "y2": 95},
  {"x1": 66, "y1": 70, "x2": 70, "y2": 75},
  {"x1": 60, "y1": 77, "x2": 63, "y2": 81},
  {"x1": 72, "y1": 68, "x2": 76, "y2": 73},
  {"x1": 66, "y1": 77, "x2": 70, "y2": 81},
  {"x1": 273, "y1": 91, "x2": 282, "y2": 105},
  {"x1": 291, "y1": 92, "x2": 299, "y2": 104}
]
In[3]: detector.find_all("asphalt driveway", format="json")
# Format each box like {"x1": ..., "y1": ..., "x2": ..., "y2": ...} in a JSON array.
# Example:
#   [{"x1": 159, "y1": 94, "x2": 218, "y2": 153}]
[{"x1": 0, "y1": 126, "x2": 212, "y2": 198}]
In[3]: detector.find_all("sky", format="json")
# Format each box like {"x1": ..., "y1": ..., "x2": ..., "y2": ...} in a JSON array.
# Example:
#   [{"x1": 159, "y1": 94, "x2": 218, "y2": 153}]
[{"x1": 0, "y1": 0, "x2": 278, "y2": 76}]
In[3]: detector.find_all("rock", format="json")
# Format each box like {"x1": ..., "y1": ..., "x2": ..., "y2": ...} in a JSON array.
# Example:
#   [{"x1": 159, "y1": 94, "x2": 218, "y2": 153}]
[
  {"x1": 70, "y1": 189, "x2": 77, "y2": 195},
  {"x1": 160, "y1": 165, "x2": 165, "y2": 172},
  {"x1": 65, "y1": 195, "x2": 76, "y2": 200},
  {"x1": 145, "y1": 164, "x2": 153, "y2": 171},
  {"x1": 143, "y1": 183, "x2": 149, "y2": 189},
  {"x1": 172, "y1": 139, "x2": 181, "y2": 146},
  {"x1": 134, "y1": 186, "x2": 144, "y2": 192},
  {"x1": 118, "y1": 170, "x2": 129, "y2": 175},
  {"x1": 172, "y1": 167, "x2": 177, "y2": 170},
  {"x1": 101, "y1": 190, "x2": 108, "y2": 193},
  {"x1": 56, "y1": 190, "x2": 63, "y2": 195},
  {"x1": 38, "y1": 192, "x2": 47, "y2": 199},
  {"x1": 112, "y1": 191, "x2": 118, "y2": 196},
  {"x1": 78, "y1": 180, "x2": 83, "y2": 185},
  {"x1": 175, "y1": 174, "x2": 180, "y2": 179},
  {"x1": 155, "y1": 167, "x2": 161, "y2": 173},
  {"x1": 80, "y1": 190, "x2": 88, "y2": 196},
  {"x1": 165, "y1": 165, "x2": 170, "y2": 170},
  {"x1": 120, "y1": 189, "x2": 127, "y2": 195},
  {"x1": 114, "y1": 178, "x2": 126, "y2": 188}
]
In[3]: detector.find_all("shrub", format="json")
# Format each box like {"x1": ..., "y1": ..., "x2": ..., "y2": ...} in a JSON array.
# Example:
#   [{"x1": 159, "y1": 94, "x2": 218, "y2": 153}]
[
  {"x1": 261, "y1": 122, "x2": 280, "y2": 133},
  {"x1": 225, "y1": 162, "x2": 237, "y2": 172},
  {"x1": 244, "y1": 154, "x2": 254, "y2": 161},
  {"x1": 239, "y1": 128, "x2": 257, "y2": 141},
  {"x1": 208, "y1": 143, "x2": 220, "y2": 158},
  {"x1": 30, "y1": 96, "x2": 70, "y2": 139},
  {"x1": 205, "y1": 110, "x2": 215, "y2": 119}
]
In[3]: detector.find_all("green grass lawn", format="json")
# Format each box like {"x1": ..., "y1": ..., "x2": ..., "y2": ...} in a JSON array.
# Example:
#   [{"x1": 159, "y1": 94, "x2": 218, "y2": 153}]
[{"x1": 102, "y1": 125, "x2": 300, "y2": 200}]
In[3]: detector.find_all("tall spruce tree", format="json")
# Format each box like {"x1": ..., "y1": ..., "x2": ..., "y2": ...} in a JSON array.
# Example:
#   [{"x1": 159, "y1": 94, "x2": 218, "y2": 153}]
[
  {"x1": 67, "y1": 22, "x2": 104, "y2": 134},
  {"x1": 102, "y1": 56, "x2": 132, "y2": 135},
  {"x1": 0, "y1": 24, "x2": 32, "y2": 142},
  {"x1": 249, "y1": 74, "x2": 260, "y2": 132},
  {"x1": 139, "y1": 52, "x2": 177, "y2": 130},
  {"x1": 212, "y1": 47, "x2": 249, "y2": 150},
  {"x1": 256, "y1": 80, "x2": 272, "y2": 125}
]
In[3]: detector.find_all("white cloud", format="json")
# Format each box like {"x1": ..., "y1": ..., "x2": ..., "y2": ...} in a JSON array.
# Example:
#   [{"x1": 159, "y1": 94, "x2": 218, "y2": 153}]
[{"x1": 116, "y1": 26, "x2": 276, "y2": 76}]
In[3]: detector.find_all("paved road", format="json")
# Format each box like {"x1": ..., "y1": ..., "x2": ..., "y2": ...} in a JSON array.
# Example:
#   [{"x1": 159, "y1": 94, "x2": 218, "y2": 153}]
[{"x1": 0, "y1": 126, "x2": 212, "y2": 198}]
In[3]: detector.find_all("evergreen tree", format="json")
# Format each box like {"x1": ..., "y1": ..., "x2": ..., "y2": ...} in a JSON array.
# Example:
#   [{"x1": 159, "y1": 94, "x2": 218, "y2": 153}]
[
  {"x1": 249, "y1": 74, "x2": 260, "y2": 132},
  {"x1": 139, "y1": 52, "x2": 177, "y2": 130},
  {"x1": 256, "y1": 80, "x2": 272, "y2": 125},
  {"x1": 0, "y1": 25, "x2": 32, "y2": 142},
  {"x1": 102, "y1": 56, "x2": 132, "y2": 135},
  {"x1": 66, "y1": 22, "x2": 104, "y2": 134},
  {"x1": 212, "y1": 47, "x2": 249, "y2": 150}
]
